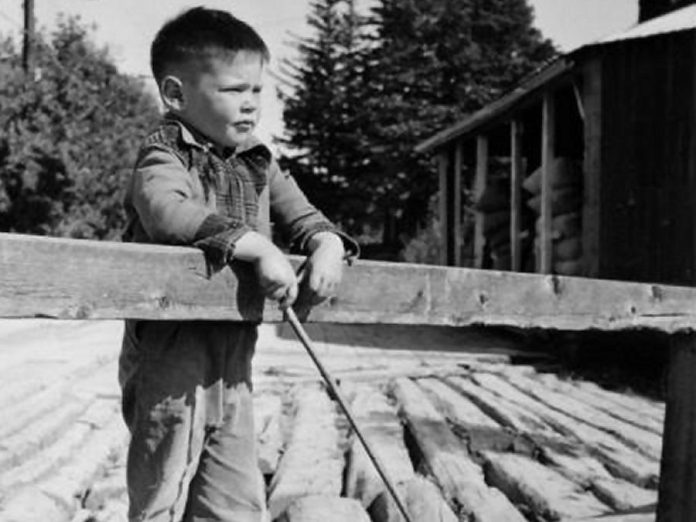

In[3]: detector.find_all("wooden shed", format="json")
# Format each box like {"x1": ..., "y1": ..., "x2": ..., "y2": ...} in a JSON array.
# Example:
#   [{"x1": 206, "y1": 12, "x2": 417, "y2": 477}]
[{"x1": 416, "y1": 4, "x2": 696, "y2": 286}]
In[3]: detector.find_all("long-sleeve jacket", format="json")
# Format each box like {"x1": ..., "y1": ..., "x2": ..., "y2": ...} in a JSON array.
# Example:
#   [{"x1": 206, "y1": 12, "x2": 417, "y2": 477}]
[{"x1": 119, "y1": 115, "x2": 356, "y2": 426}]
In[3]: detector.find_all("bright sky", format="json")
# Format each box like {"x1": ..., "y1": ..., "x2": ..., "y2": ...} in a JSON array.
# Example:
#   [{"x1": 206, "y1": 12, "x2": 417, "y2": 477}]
[{"x1": 0, "y1": 0, "x2": 639, "y2": 146}]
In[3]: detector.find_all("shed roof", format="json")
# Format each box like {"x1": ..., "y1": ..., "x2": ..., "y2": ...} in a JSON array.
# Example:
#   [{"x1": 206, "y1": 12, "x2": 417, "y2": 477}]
[
  {"x1": 598, "y1": 4, "x2": 696, "y2": 45},
  {"x1": 416, "y1": 4, "x2": 696, "y2": 153}
]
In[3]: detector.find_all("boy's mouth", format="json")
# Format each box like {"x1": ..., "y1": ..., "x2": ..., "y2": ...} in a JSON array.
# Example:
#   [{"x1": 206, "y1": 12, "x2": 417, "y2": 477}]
[{"x1": 233, "y1": 121, "x2": 254, "y2": 132}]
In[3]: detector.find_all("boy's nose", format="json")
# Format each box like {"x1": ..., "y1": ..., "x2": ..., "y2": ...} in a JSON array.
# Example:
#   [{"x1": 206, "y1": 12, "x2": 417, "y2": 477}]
[{"x1": 240, "y1": 96, "x2": 257, "y2": 114}]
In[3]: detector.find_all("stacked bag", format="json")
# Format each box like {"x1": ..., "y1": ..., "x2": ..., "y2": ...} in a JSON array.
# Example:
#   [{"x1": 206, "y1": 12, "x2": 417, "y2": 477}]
[
  {"x1": 474, "y1": 177, "x2": 511, "y2": 270},
  {"x1": 523, "y1": 157, "x2": 583, "y2": 276}
]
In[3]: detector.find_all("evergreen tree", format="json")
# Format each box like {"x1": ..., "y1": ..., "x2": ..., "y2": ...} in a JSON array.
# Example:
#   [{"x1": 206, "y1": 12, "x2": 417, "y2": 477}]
[
  {"x1": 366, "y1": 0, "x2": 556, "y2": 246},
  {"x1": 280, "y1": 0, "x2": 556, "y2": 254},
  {"x1": 277, "y1": 0, "x2": 373, "y2": 235},
  {"x1": 0, "y1": 17, "x2": 160, "y2": 239}
]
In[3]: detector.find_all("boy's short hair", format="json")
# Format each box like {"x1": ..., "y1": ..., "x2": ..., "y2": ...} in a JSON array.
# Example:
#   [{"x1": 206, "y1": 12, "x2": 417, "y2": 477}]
[{"x1": 151, "y1": 6, "x2": 270, "y2": 82}]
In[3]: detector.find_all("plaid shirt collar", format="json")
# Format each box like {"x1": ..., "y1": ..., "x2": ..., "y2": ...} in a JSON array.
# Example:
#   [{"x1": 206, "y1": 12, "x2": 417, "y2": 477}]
[{"x1": 163, "y1": 113, "x2": 271, "y2": 163}]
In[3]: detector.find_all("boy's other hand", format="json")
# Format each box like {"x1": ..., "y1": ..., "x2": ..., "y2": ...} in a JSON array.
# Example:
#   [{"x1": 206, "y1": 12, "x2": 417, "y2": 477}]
[
  {"x1": 299, "y1": 232, "x2": 345, "y2": 306},
  {"x1": 233, "y1": 231, "x2": 298, "y2": 306}
]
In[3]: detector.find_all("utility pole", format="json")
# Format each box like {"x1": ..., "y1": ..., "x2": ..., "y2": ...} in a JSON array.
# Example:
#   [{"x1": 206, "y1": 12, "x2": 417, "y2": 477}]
[{"x1": 22, "y1": 0, "x2": 35, "y2": 74}]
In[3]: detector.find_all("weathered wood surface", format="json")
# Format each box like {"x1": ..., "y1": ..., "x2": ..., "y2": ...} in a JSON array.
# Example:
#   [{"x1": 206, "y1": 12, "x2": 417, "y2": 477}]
[
  {"x1": 343, "y1": 384, "x2": 415, "y2": 508},
  {"x1": 267, "y1": 386, "x2": 345, "y2": 520},
  {"x1": 3, "y1": 232, "x2": 696, "y2": 332},
  {"x1": 0, "y1": 320, "x2": 664, "y2": 522},
  {"x1": 277, "y1": 495, "x2": 371, "y2": 522},
  {"x1": 483, "y1": 451, "x2": 609, "y2": 519},
  {"x1": 391, "y1": 377, "x2": 527, "y2": 521},
  {"x1": 368, "y1": 477, "x2": 457, "y2": 522}
]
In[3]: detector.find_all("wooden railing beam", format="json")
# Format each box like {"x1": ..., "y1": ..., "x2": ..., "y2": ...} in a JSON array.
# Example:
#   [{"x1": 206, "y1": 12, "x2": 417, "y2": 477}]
[{"x1": 1, "y1": 233, "x2": 696, "y2": 333}]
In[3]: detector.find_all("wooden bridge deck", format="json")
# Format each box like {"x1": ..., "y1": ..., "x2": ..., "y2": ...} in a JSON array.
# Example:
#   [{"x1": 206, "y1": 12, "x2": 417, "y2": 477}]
[{"x1": 0, "y1": 320, "x2": 660, "y2": 521}]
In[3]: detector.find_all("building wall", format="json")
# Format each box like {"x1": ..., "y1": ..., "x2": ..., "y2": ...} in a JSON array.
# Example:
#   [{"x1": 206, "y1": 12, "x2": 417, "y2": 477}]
[{"x1": 599, "y1": 31, "x2": 696, "y2": 284}]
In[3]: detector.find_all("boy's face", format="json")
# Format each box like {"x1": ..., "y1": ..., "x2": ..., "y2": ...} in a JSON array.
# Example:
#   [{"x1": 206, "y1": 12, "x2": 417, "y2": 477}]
[{"x1": 178, "y1": 50, "x2": 265, "y2": 149}]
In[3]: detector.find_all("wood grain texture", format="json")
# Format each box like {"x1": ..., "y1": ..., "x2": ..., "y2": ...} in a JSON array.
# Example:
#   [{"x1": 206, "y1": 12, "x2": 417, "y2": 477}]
[
  {"x1": 277, "y1": 495, "x2": 371, "y2": 522},
  {"x1": 267, "y1": 386, "x2": 344, "y2": 520},
  {"x1": 368, "y1": 476, "x2": 457, "y2": 522},
  {"x1": 483, "y1": 451, "x2": 610, "y2": 519},
  {"x1": 343, "y1": 385, "x2": 414, "y2": 508},
  {"x1": 3, "y1": 233, "x2": 696, "y2": 332},
  {"x1": 391, "y1": 378, "x2": 526, "y2": 522}
]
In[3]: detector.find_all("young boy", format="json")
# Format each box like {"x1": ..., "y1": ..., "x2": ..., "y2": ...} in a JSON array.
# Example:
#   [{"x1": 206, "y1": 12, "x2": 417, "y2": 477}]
[{"x1": 119, "y1": 7, "x2": 356, "y2": 521}]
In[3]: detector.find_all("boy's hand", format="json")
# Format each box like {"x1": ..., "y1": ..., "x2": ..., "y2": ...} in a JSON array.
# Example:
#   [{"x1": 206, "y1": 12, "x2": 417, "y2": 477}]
[
  {"x1": 255, "y1": 248, "x2": 298, "y2": 306},
  {"x1": 233, "y1": 231, "x2": 298, "y2": 306},
  {"x1": 299, "y1": 232, "x2": 346, "y2": 306}
]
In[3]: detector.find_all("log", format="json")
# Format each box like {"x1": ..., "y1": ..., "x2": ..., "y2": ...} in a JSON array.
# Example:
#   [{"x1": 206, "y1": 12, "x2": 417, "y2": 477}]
[
  {"x1": 464, "y1": 372, "x2": 659, "y2": 487},
  {"x1": 419, "y1": 376, "x2": 551, "y2": 454},
  {"x1": 277, "y1": 495, "x2": 370, "y2": 522},
  {"x1": 454, "y1": 371, "x2": 657, "y2": 511},
  {"x1": 267, "y1": 386, "x2": 344, "y2": 520},
  {"x1": 368, "y1": 476, "x2": 457, "y2": 522},
  {"x1": 2, "y1": 233, "x2": 696, "y2": 333},
  {"x1": 0, "y1": 394, "x2": 93, "y2": 470},
  {"x1": 417, "y1": 377, "x2": 499, "y2": 430},
  {"x1": 391, "y1": 378, "x2": 526, "y2": 521},
  {"x1": 446, "y1": 376, "x2": 559, "y2": 437},
  {"x1": 503, "y1": 372, "x2": 662, "y2": 459},
  {"x1": 482, "y1": 451, "x2": 610, "y2": 519},
  {"x1": 591, "y1": 477, "x2": 657, "y2": 511},
  {"x1": 343, "y1": 384, "x2": 415, "y2": 508},
  {"x1": 0, "y1": 412, "x2": 128, "y2": 522},
  {"x1": 531, "y1": 372, "x2": 663, "y2": 435},
  {"x1": 0, "y1": 398, "x2": 120, "y2": 491}
]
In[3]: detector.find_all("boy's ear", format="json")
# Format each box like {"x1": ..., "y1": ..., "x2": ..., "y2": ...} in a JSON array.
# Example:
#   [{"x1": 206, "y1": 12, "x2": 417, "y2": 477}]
[{"x1": 160, "y1": 75, "x2": 186, "y2": 111}]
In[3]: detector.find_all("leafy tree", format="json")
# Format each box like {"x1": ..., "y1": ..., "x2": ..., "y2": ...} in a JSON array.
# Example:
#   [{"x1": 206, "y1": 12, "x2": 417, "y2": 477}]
[
  {"x1": 0, "y1": 17, "x2": 160, "y2": 239},
  {"x1": 279, "y1": 0, "x2": 556, "y2": 254}
]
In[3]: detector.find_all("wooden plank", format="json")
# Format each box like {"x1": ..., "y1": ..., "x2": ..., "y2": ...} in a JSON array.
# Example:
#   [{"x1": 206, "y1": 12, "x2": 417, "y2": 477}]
[
  {"x1": 657, "y1": 334, "x2": 696, "y2": 521},
  {"x1": 532, "y1": 372, "x2": 664, "y2": 435},
  {"x1": 445, "y1": 376, "x2": 559, "y2": 437},
  {"x1": 474, "y1": 135, "x2": 489, "y2": 268},
  {"x1": 482, "y1": 452, "x2": 610, "y2": 519},
  {"x1": 0, "y1": 412, "x2": 128, "y2": 522},
  {"x1": 368, "y1": 476, "x2": 457, "y2": 522},
  {"x1": 417, "y1": 377, "x2": 500, "y2": 430},
  {"x1": 438, "y1": 151, "x2": 450, "y2": 266},
  {"x1": 343, "y1": 384, "x2": 415, "y2": 508},
  {"x1": 3, "y1": 233, "x2": 696, "y2": 333},
  {"x1": 468, "y1": 371, "x2": 660, "y2": 487},
  {"x1": 539, "y1": 91, "x2": 556, "y2": 273},
  {"x1": 591, "y1": 477, "x2": 657, "y2": 512},
  {"x1": 453, "y1": 141, "x2": 463, "y2": 266},
  {"x1": 502, "y1": 372, "x2": 663, "y2": 460},
  {"x1": 278, "y1": 496, "x2": 371, "y2": 522},
  {"x1": 582, "y1": 58, "x2": 602, "y2": 278},
  {"x1": 267, "y1": 386, "x2": 344, "y2": 520},
  {"x1": 391, "y1": 378, "x2": 526, "y2": 521},
  {"x1": 510, "y1": 119, "x2": 524, "y2": 271}
]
